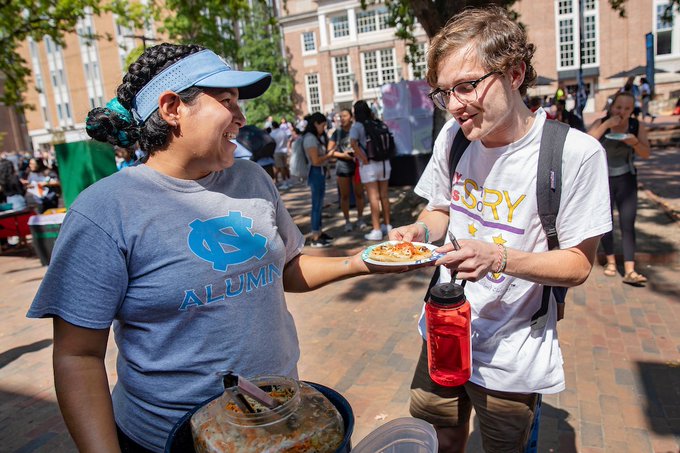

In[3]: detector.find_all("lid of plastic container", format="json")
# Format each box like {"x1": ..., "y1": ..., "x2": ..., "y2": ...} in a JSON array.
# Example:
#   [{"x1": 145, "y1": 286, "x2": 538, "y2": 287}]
[
  {"x1": 28, "y1": 213, "x2": 66, "y2": 225},
  {"x1": 429, "y1": 282, "x2": 465, "y2": 307},
  {"x1": 351, "y1": 417, "x2": 438, "y2": 453}
]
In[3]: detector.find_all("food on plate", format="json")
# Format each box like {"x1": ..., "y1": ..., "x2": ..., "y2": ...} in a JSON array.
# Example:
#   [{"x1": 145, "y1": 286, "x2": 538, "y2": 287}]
[{"x1": 368, "y1": 241, "x2": 433, "y2": 263}]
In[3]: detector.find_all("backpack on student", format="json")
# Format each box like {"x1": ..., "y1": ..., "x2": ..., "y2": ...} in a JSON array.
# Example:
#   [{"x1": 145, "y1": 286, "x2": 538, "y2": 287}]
[
  {"x1": 289, "y1": 134, "x2": 310, "y2": 180},
  {"x1": 361, "y1": 119, "x2": 396, "y2": 162},
  {"x1": 423, "y1": 120, "x2": 570, "y2": 330}
]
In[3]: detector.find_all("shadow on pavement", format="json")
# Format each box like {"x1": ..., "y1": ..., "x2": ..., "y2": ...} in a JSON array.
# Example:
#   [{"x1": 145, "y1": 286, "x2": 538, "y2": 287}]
[
  {"x1": 0, "y1": 389, "x2": 74, "y2": 452},
  {"x1": 636, "y1": 361, "x2": 680, "y2": 436},
  {"x1": 465, "y1": 402, "x2": 577, "y2": 452},
  {"x1": 0, "y1": 339, "x2": 52, "y2": 369}
]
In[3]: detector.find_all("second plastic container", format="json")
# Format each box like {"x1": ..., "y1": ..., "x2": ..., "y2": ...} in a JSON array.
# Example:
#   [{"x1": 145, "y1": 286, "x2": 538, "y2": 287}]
[{"x1": 351, "y1": 417, "x2": 438, "y2": 453}]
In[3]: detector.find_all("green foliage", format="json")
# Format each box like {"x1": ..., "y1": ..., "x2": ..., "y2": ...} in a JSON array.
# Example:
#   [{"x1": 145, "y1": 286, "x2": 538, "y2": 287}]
[
  {"x1": 123, "y1": 45, "x2": 145, "y2": 70},
  {"x1": 150, "y1": 0, "x2": 296, "y2": 127},
  {"x1": 239, "y1": 0, "x2": 296, "y2": 126},
  {"x1": 0, "y1": 0, "x2": 102, "y2": 109}
]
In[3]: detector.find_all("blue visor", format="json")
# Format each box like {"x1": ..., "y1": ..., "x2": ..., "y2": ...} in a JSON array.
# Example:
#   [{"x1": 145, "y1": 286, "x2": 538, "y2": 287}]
[{"x1": 131, "y1": 49, "x2": 272, "y2": 123}]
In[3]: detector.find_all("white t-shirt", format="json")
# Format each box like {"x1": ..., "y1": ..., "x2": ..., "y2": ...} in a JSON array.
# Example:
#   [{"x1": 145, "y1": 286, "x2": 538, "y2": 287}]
[
  {"x1": 270, "y1": 127, "x2": 289, "y2": 154},
  {"x1": 414, "y1": 109, "x2": 612, "y2": 394}
]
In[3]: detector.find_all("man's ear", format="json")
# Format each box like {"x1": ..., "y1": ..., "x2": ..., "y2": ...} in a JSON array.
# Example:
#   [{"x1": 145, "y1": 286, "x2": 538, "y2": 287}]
[
  {"x1": 509, "y1": 62, "x2": 527, "y2": 91},
  {"x1": 157, "y1": 91, "x2": 181, "y2": 126}
]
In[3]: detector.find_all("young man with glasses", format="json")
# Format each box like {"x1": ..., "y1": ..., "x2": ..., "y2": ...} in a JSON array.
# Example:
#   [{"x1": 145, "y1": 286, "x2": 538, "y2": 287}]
[{"x1": 390, "y1": 7, "x2": 612, "y2": 452}]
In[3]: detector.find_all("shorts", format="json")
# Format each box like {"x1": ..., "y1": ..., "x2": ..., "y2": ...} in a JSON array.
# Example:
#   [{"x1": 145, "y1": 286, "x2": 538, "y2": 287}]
[
  {"x1": 359, "y1": 160, "x2": 391, "y2": 183},
  {"x1": 336, "y1": 158, "x2": 356, "y2": 178},
  {"x1": 409, "y1": 340, "x2": 539, "y2": 452},
  {"x1": 274, "y1": 153, "x2": 288, "y2": 169}
]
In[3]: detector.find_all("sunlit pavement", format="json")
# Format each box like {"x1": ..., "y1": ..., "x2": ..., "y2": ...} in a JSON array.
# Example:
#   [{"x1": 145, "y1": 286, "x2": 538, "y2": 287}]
[{"x1": 1, "y1": 132, "x2": 679, "y2": 451}]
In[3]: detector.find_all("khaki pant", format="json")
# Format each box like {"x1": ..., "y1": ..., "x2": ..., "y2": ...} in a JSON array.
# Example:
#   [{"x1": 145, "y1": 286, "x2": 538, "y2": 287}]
[{"x1": 410, "y1": 340, "x2": 539, "y2": 453}]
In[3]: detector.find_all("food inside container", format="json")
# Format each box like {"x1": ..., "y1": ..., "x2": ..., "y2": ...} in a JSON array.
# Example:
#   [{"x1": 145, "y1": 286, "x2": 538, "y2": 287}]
[{"x1": 190, "y1": 375, "x2": 345, "y2": 453}]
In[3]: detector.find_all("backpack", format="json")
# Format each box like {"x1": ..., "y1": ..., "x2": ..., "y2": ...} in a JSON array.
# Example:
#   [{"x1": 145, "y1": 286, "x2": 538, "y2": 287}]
[
  {"x1": 361, "y1": 119, "x2": 395, "y2": 162},
  {"x1": 289, "y1": 135, "x2": 310, "y2": 180},
  {"x1": 423, "y1": 120, "x2": 570, "y2": 331}
]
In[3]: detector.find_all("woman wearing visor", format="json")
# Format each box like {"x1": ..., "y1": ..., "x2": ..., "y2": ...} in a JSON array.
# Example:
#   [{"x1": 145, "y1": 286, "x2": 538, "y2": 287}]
[{"x1": 27, "y1": 44, "x2": 394, "y2": 452}]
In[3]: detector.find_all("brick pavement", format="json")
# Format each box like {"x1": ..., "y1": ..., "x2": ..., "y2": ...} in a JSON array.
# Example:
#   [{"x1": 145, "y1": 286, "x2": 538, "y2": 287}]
[{"x1": 1, "y1": 153, "x2": 679, "y2": 452}]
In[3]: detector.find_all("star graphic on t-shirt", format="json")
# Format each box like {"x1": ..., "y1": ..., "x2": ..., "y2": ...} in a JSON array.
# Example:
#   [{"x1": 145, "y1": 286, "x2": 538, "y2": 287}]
[{"x1": 468, "y1": 223, "x2": 478, "y2": 237}]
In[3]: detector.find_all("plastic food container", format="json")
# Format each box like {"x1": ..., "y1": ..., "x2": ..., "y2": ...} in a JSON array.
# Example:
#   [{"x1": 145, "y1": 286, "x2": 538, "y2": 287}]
[
  {"x1": 165, "y1": 378, "x2": 353, "y2": 453},
  {"x1": 351, "y1": 417, "x2": 438, "y2": 453}
]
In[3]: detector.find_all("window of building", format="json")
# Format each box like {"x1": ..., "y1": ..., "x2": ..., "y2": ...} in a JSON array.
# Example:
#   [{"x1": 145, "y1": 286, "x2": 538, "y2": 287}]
[
  {"x1": 356, "y1": 8, "x2": 390, "y2": 34},
  {"x1": 413, "y1": 42, "x2": 428, "y2": 79},
  {"x1": 559, "y1": 19, "x2": 575, "y2": 68},
  {"x1": 302, "y1": 31, "x2": 316, "y2": 53},
  {"x1": 305, "y1": 73, "x2": 321, "y2": 113},
  {"x1": 656, "y1": 3, "x2": 673, "y2": 55},
  {"x1": 357, "y1": 10, "x2": 377, "y2": 34},
  {"x1": 377, "y1": 8, "x2": 390, "y2": 30},
  {"x1": 331, "y1": 15, "x2": 350, "y2": 39},
  {"x1": 333, "y1": 56, "x2": 352, "y2": 94},
  {"x1": 555, "y1": 0, "x2": 598, "y2": 70},
  {"x1": 362, "y1": 48, "x2": 397, "y2": 90}
]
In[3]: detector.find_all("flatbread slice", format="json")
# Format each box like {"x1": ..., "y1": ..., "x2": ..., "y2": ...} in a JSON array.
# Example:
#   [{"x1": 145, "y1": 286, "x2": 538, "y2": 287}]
[{"x1": 368, "y1": 242, "x2": 433, "y2": 263}]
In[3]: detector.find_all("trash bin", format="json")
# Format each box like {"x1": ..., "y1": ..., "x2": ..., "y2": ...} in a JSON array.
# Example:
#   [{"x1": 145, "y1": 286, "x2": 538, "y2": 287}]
[{"x1": 28, "y1": 212, "x2": 66, "y2": 266}]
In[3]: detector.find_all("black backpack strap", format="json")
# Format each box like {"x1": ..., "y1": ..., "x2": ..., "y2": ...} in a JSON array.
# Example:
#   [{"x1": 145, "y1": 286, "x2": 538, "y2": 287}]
[
  {"x1": 531, "y1": 120, "x2": 569, "y2": 330},
  {"x1": 423, "y1": 128, "x2": 470, "y2": 302}
]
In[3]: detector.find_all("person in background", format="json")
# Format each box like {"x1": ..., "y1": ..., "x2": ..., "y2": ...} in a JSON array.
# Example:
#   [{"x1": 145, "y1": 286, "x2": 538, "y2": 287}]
[
  {"x1": 21, "y1": 158, "x2": 60, "y2": 213},
  {"x1": 115, "y1": 146, "x2": 137, "y2": 170},
  {"x1": 554, "y1": 99, "x2": 586, "y2": 132},
  {"x1": 270, "y1": 121, "x2": 291, "y2": 189},
  {"x1": 351, "y1": 100, "x2": 392, "y2": 241},
  {"x1": 639, "y1": 77, "x2": 656, "y2": 122},
  {"x1": 328, "y1": 108, "x2": 365, "y2": 232},
  {"x1": 588, "y1": 91, "x2": 651, "y2": 285},
  {"x1": 621, "y1": 76, "x2": 641, "y2": 118},
  {"x1": 26, "y1": 43, "x2": 405, "y2": 453},
  {"x1": 392, "y1": 7, "x2": 611, "y2": 451},
  {"x1": 0, "y1": 157, "x2": 26, "y2": 210},
  {"x1": 302, "y1": 112, "x2": 335, "y2": 247}
]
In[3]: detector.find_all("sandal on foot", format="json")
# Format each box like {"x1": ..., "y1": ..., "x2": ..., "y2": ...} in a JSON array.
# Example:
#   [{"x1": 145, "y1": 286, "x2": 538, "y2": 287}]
[
  {"x1": 622, "y1": 271, "x2": 647, "y2": 285},
  {"x1": 603, "y1": 263, "x2": 617, "y2": 277}
]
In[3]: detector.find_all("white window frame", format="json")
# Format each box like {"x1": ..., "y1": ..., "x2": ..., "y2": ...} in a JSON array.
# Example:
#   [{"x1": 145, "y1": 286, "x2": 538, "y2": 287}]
[
  {"x1": 77, "y1": 11, "x2": 106, "y2": 109},
  {"x1": 409, "y1": 42, "x2": 428, "y2": 80},
  {"x1": 28, "y1": 38, "x2": 51, "y2": 128},
  {"x1": 331, "y1": 15, "x2": 350, "y2": 40},
  {"x1": 654, "y1": 1, "x2": 679, "y2": 57},
  {"x1": 332, "y1": 55, "x2": 353, "y2": 95},
  {"x1": 554, "y1": 0, "x2": 599, "y2": 71},
  {"x1": 361, "y1": 48, "x2": 397, "y2": 91},
  {"x1": 44, "y1": 36, "x2": 74, "y2": 127},
  {"x1": 301, "y1": 31, "x2": 317, "y2": 55},
  {"x1": 305, "y1": 73, "x2": 322, "y2": 113}
]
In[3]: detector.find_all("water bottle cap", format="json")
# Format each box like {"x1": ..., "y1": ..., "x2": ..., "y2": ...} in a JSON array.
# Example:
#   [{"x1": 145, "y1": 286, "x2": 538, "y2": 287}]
[{"x1": 429, "y1": 282, "x2": 466, "y2": 307}]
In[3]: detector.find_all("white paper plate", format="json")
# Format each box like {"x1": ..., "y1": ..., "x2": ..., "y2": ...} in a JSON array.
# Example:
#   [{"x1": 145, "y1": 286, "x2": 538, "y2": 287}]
[
  {"x1": 361, "y1": 241, "x2": 443, "y2": 267},
  {"x1": 604, "y1": 132, "x2": 629, "y2": 141}
]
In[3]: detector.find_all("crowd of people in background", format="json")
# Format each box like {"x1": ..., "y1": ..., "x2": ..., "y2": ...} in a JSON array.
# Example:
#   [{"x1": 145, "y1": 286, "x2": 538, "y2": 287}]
[{"x1": 0, "y1": 151, "x2": 61, "y2": 215}]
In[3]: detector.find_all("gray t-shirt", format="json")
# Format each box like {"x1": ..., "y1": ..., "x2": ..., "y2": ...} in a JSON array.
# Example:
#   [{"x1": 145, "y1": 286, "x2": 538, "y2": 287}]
[
  {"x1": 27, "y1": 161, "x2": 305, "y2": 451},
  {"x1": 302, "y1": 132, "x2": 326, "y2": 167},
  {"x1": 349, "y1": 121, "x2": 367, "y2": 150}
]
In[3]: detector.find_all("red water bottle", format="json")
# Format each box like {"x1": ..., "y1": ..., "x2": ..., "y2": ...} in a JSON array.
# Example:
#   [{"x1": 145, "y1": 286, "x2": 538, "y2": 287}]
[{"x1": 425, "y1": 282, "x2": 471, "y2": 387}]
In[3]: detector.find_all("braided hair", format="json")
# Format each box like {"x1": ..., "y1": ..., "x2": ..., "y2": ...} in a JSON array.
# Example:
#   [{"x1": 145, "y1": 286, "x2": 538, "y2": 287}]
[{"x1": 85, "y1": 43, "x2": 206, "y2": 155}]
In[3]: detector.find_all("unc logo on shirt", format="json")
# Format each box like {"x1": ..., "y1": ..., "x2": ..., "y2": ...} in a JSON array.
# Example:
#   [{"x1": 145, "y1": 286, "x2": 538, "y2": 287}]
[{"x1": 187, "y1": 211, "x2": 267, "y2": 272}]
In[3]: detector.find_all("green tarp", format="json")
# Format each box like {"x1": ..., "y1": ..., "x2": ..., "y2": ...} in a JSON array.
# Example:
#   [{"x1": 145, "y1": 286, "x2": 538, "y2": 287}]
[{"x1": 55, "y1": 140, "x2": 117, "y2": 208}]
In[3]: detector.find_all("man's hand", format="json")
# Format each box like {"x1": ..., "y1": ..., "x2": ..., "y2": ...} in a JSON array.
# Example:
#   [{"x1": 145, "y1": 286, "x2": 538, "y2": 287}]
[
  {"x1": 389, "y1": 223, "x2": 427, "y2": 243},
  {"x1": 434, "y1": 239, "x2": 498, "y2": 282}
]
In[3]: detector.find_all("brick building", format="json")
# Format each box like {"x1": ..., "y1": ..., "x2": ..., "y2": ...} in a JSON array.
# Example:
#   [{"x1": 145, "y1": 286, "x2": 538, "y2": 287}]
[
  {"x1": 279, "y1": 0, "x2": 680, "y2": 117},
  {"x1": 10, "y1": 0, "x2": 680, "y2": 154}
]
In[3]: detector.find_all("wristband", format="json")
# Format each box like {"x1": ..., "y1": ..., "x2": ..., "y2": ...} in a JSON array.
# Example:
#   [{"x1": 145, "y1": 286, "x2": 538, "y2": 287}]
[
  {"x1": 494, "y1": 244, "x2": 507, "y2": 274},
  {"x1": 415, "y1": 221, "x2": 430, "y2": 243}
]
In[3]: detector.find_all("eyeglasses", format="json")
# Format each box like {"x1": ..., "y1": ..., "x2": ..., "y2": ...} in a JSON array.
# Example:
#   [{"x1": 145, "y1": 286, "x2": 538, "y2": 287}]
[{"x1": 428, "y1": 71, "x2": 501, "y2": 110}]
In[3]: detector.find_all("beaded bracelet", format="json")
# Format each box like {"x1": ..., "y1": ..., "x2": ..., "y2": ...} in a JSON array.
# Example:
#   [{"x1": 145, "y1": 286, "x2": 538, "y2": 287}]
[
  {"x1": 415, "y1": 221, "x2": 430, "y2": 243},
  {"x1": 494, "y1": 244, "x2": 507, "y2": 274}
]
